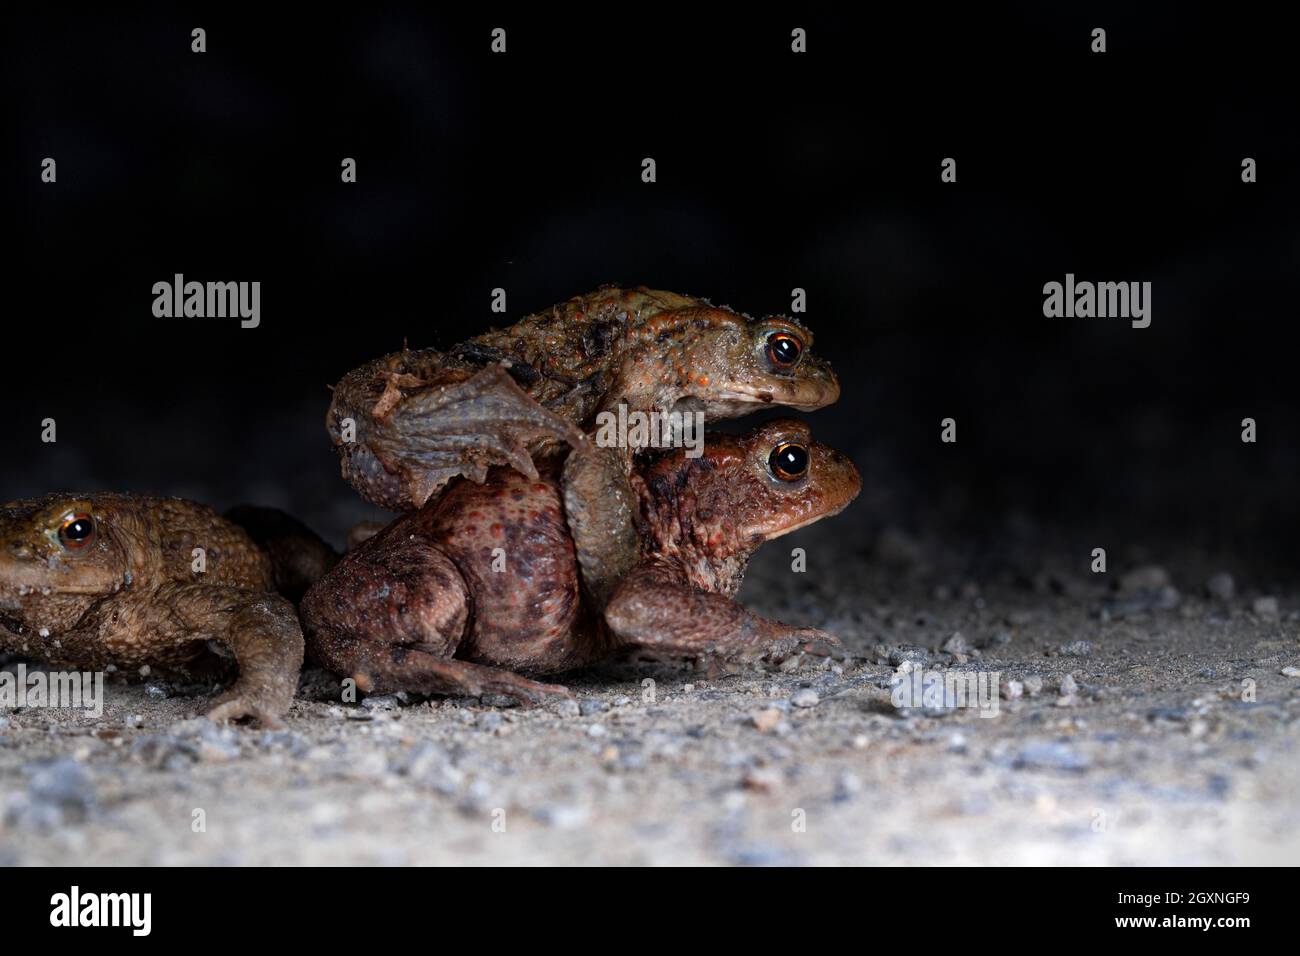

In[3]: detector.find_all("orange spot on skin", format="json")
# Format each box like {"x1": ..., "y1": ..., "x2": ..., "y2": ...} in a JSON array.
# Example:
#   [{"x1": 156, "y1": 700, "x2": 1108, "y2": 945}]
[
  {"x1": 696, "y1": 375, "x2": 710, "y2": 387},
  {"x1": 491, "y1": 523, "x2": 504, "y2": 537}
]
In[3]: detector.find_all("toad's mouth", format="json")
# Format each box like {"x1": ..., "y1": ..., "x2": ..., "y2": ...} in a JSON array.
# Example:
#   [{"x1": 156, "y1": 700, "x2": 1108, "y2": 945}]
[
  {"x1": 760, "y1": 500, "x2": 856, "y2": 540},
  {"x1": 709, "y1": 386, "x2": 837, "y2": 413},
  {"x1": 673, "y1": 391, "x2": 826, "y2": 419}
]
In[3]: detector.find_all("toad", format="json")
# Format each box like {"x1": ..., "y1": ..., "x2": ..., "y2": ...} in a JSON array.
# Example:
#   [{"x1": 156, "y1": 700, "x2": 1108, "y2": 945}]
[
  {"x1": 326, "y1": 286, "x2": 841, "y2": 513},
  {"x1": 0, "y1": 494, "x2": 336, "y2": 726},
  {"x1": 300, "y1": 420, "x2": 860, "y2": 703}
]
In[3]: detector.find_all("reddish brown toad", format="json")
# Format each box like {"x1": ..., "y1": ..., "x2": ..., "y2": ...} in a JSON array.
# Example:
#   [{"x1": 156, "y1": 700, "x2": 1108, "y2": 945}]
[
  {"x1": 0, "y1": 495, "x2": 335, "y2": 726},
  {"x1": 300, "y1": 420, "x2": 860, "y2": 703}
]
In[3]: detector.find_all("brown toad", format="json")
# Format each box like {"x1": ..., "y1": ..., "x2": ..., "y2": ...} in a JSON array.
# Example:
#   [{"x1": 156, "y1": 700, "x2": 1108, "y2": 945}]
[
  {"x1": 0, "y1": 494, "x2": 335, "y2": 726},
  {"x1": 326, "y1": 286, "x2": 840, "y2": 513},
  {"x1": 301, "y1": 420, "x2": 860, "y2": 703}
]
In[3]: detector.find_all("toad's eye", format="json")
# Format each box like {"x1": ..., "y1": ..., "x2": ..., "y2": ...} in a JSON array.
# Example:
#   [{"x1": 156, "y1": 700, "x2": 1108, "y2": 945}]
[
  {"x1": 765, "y1": 331, "x2": 803, "y2": 368},
  {"x1": 58, "y1": 513, "x2": 96, "y2": 550},
  {"x1": 768, "y1": 443, "x2": 809, "y2": 481}
]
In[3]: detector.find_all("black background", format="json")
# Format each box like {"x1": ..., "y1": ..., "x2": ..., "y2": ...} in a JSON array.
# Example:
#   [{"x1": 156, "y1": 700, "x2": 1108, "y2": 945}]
[
  {"x1": 9, "y1": 7, "x2": 1300, "y2": 566},
  {"x1": 0, "y1": 866, "x2": 1281, "y2": 938}
]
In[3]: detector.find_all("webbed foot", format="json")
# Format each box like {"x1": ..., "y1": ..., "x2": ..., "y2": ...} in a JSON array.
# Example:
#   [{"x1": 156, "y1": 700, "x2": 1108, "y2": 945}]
[
  {"x1": 202, "y1": 593, "x2": 305, "y2": 727},
  {"x1": 330, "y1": 360, "x2": 584, "y2": 510}
]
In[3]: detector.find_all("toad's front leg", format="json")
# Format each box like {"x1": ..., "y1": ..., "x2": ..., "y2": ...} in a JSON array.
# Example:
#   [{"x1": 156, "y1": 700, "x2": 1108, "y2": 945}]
[
  {"x1": 562, "y1": 443, "x2": 641, "y2": 612},
  {"x1": 170, "y1": 585, "x2": 305, "y2": 727},
  {"x1": 603, "y1": 560, "x2": 839, "y2": 664}
]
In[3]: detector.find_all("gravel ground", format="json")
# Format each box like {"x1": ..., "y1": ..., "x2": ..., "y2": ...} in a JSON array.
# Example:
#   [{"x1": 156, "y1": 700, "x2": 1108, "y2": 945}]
[{"x1": 2, "y1": 515, "x2": 1298, "y2": 866}]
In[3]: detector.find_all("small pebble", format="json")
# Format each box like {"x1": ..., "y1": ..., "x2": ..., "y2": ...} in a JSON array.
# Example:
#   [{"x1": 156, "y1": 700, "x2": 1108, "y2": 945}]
[
  {"x1": 7, "y1": 759, "x2": 97, "y2": 829},
  {"x1": 1205, "y1": 572, "x2": 1236, "y2": 601},
  {"x1": 742, "y1": 767, "x2": 781, "y2": 792},
  {"x1": 1253, "y1": 596, "x2": 1279, "y2": 619},
  {"x1": 131, "y1": 734, "x2": 195, "y2": 770},
  {"x1": 790, "y1": 689, "x2": 820, "y2": 709},
  {"x1": 941, "y1": 632, "x2": 969, "y2": 655},
  {"x1": 534, "y1": 803, "x2": 591, "y2": 829},
  {"x1": 1014, "y1": 741, "x2": 1089, "y2": 772},
  {"x1": 549, "y1": 698, "x2": 581, "y2": 718},
  {"x1": 888, "y1": 645, "x2": 930, "y2": 667},
  {"x1": 834, "y1": 772, "x2": 863, "y2": 800},
  {"x1": 255, "y1": 730, "x2": 306, "y2": 754},
  {"x1": 1121, "y1": 565, "x2": 1170, "y2": 591}
]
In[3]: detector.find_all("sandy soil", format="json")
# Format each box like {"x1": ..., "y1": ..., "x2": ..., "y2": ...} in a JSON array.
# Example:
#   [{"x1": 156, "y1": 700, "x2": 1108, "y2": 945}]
[{"x1": 2, "y1": 515, "x2": 1297, "y2": 867}]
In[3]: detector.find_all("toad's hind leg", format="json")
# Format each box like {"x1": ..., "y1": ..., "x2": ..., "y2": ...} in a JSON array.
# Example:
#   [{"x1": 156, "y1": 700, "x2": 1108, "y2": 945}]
[
  {"x1": 311, "y1": 636, "x2": 571, "y2": 706},
  {"x1": 329, "y1": 360, "x2": 586, "y2": 511},
  {"x1": 300, "y1": 535, "x2": 569, "y2": 705}
]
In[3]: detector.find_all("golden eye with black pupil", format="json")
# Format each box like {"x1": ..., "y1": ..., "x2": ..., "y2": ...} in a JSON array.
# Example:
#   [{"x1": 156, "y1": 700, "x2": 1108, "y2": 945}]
[
  {"x1": 58, "y1": 513, "x2": 96, "y2": 550},
  {"x1": 768, "y1": 443, "x2": 809, "y2": 481},
  {"x1": 765, "y1": 331, "x2": 802, "y2": 368}
]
